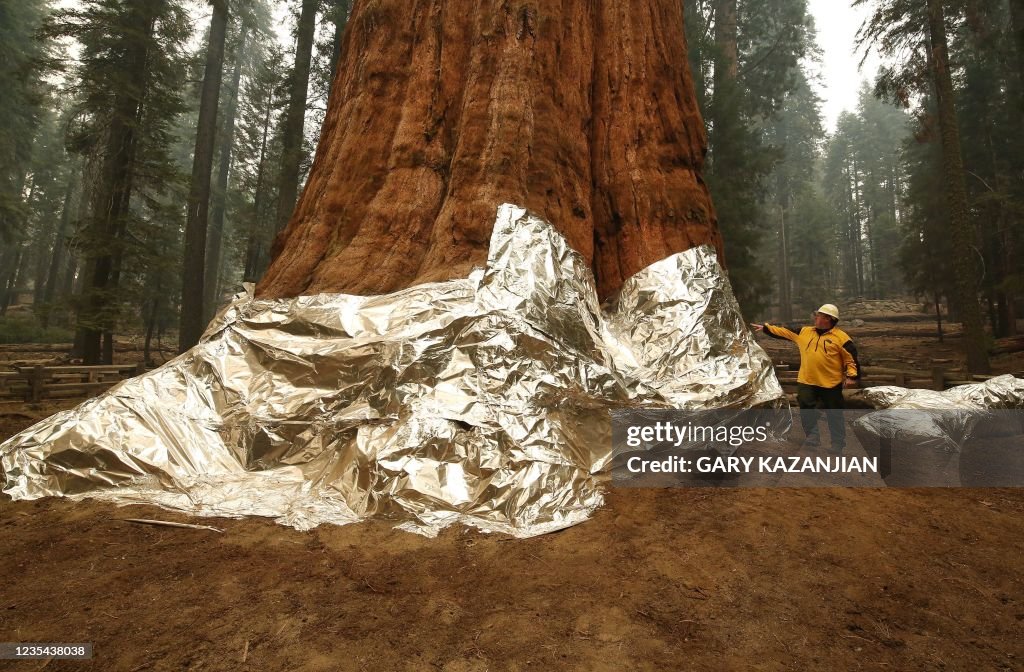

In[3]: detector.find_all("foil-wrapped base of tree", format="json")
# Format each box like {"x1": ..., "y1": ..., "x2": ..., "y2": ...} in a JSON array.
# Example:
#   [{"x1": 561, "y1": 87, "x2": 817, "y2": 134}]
[{"x1": 2, "y1": 205, "x2": 783, "y2": 538}]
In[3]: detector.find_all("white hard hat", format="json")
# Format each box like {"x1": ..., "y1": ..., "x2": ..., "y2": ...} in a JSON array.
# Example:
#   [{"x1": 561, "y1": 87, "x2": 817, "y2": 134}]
[{"x1": 816, "y1": 303, "x2": 840, "y2": 320}]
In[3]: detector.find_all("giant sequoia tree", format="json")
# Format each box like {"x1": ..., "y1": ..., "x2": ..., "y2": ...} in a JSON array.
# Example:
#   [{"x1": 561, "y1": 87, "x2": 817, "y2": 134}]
[{"x1": 257, "y1": 1, "x2": 723, "y2": 301}]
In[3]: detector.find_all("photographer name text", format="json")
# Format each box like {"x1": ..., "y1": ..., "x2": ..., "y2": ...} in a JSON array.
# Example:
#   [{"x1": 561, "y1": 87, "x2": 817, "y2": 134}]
[{"x1": 625, "y1": 455, "x2": 878, "y2": 475}]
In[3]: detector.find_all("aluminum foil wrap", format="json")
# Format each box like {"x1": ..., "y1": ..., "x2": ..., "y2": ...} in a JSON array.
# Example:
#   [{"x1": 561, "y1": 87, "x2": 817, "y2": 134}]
[
  {"x1": 1, "y1": 204, "x2": 783, "y2": 537},
  {"x1": 854, "y1": 374, "x2": 1024, "y2": 410},
  {"x1": 851, "y1": 374, "x2": 1024, "y2": 452}
]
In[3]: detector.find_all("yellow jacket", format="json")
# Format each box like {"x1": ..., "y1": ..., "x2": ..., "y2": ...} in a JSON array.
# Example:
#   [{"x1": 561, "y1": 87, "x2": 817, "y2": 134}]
[{"x1": 764, "y1": 324, "x2": 860, "y2": 388}]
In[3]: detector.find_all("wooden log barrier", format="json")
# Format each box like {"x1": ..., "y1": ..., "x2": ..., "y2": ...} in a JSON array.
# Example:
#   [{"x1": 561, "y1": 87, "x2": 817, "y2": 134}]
[{"x1": 0, "y1": 363, "x2": 149, "y2": 402}]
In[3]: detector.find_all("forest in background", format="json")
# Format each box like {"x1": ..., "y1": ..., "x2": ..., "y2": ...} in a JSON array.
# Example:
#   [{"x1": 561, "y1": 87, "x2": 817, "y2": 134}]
[{"x1": 0, "y1": 0, "x2": 1021, "y2": 369}]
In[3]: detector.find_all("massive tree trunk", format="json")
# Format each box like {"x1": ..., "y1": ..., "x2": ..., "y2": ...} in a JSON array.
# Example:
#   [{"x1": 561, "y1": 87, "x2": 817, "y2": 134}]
[
  {"x1": 257, "y1": 0, "x2": 722, "y2": 301},
  {"x1": 926, "y1": 0, "x2": 991, "y2": 373},
  {"x1": 179, "y1": 0, "x2": 228, "y2": 352}
]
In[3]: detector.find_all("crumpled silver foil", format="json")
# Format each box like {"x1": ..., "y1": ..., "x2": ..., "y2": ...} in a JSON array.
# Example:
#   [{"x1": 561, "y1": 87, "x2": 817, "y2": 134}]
[
  {"x1": 854, "y1": 374, "x2": 1024, "y2": 411},
  {"x1": 1, "y1": 204, "x2": 783, "y2": 537},
  {"x1": 851, "y1": 374, "x2": 1024, "y2": 453}
]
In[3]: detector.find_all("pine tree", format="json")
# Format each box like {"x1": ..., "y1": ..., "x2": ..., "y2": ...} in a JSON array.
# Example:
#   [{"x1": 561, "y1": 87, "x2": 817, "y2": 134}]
[
  {"x1": 325, "y1": 0, "x2": 352, "y2": 101},
  {"x1": 236, "y1": 42, "x2": 288, "y2": 283},
  {"x1": 0, "y1": 0, "x2": 49, "y2": 245},
  {"x1": 272, "y1": 0, "x2": 319, "y2": 236},
  {"x1": 180, "y1": 0, "x2": 230, "y2": 352},
  {"x1": 857, "y1": 0, "x2": 991, "y2": 372},
  {"x1": 853, "y1": 84, "x2": 910, "y2": 298},
  {"x1": 925, "y1": 0, "x2": 990, "y2": 371},
  {"x1": 762, "y1": 69, "x2": 825, "y2": 320},
  {"x1": 955, "y1": 0, "x2": 1021, "y2": 337},
  {"x1": 50, "y1": 0, "x2": 191, "y2": 363},
  {"x1": 822, "y1": 113, "x2": 865, "y2": 297},
  {"x1": 0, "y1": 0, "x2": 51, "y2": 318},
  {"x1": 687, "y1": 0, "x2": 817, "y2": 314},
  {"x1": 21, "y1": 105, "x2": 75, "y2": 320},
  {"x1": 900, "y1": 107, "x2": 955, "y2": 337}
]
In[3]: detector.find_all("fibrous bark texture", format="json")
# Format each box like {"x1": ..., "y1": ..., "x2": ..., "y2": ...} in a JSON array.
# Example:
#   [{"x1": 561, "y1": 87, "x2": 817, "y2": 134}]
[{"x1": 258, "y1": 0, "x2": 722, "y2": 301}]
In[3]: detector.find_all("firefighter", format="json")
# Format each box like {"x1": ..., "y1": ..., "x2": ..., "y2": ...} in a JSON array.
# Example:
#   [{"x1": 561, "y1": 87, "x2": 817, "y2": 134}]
[{"x1": 751, "y1": 304, "x2": 860, "y2": 453}]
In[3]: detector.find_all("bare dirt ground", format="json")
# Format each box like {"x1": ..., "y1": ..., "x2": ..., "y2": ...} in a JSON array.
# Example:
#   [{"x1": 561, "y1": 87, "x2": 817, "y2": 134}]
[{"x1": 2, "y1": 309, "x2": 1023, "y2": 671}]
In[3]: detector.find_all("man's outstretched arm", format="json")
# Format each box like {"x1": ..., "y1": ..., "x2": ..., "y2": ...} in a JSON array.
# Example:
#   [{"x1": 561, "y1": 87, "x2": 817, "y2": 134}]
[{"x1": 751, "y1": 323, "x2": 799, "y2": 342}]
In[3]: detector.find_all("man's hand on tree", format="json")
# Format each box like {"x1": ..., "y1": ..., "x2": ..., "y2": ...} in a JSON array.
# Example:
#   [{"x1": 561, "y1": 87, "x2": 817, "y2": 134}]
[
  {"x1": 844, "y1": 378, "x2": 858, "y2": 388},
  {"x1": 750, "y1": 323, "x2": 764, "y2": 332}
]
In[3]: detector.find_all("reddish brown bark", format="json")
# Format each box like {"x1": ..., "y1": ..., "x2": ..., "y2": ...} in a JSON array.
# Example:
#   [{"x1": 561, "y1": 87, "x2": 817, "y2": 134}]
[{"x1": 257, "y1": 0, "x2": 722, "y2": 301}]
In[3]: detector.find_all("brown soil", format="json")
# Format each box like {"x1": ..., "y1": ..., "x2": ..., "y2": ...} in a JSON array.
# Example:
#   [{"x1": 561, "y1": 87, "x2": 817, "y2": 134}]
[{"x1": 2, "y1": 317, "x2": 1023, "y2": 671}]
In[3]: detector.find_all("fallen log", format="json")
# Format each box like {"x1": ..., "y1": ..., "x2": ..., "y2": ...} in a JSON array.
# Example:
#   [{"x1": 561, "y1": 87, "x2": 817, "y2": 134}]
[
  {"x1": 0, "y1": 341, "x2": 170, "y2": 354},
  {"x1": 850, "y1": 313, "x2": 942, "y2": 323},
  {"x1": 852, "y1": 328, "x2": 962, "y2": 338},
  {"x1": 0, "y1": 344, "x2": 71, "y2": 353},
  {"x1": 992, "y1": 336, "x2": 1024, "y2": 355},
  {"x1": 1, "y1": 357, "x2": 65, "y2": 369}
]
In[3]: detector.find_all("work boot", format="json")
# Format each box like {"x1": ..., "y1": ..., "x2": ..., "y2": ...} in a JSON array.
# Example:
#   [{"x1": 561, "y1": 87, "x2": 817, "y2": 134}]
[{"x1": 802, "y1": 434, "x2": 820, "y2": 449}]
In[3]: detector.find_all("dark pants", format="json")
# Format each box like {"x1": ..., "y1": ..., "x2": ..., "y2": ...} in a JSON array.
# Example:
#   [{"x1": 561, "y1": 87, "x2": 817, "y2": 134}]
[{"x1": 797, "y1": 383, "x2": 845, "y2": 449}]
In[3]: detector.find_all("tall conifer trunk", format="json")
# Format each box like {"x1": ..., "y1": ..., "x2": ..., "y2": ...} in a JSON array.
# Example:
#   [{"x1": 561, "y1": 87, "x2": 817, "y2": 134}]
[
  {"x1": 205, "y1": 27, "x2": 247, "y2": 321},
  {"x1": 258, "y1": 0, "x2": 722, "y2": 301},
  {"x1": 327, "y1": 0, "x2": 352, "y2": 101},
  {"x1": 40, "y1": 171, "x2": 77, "y2": 328},
  {"x1": 925, "y1": 0, "x2": 991, "y2": 373},
  {"x1": 1007, "y1": 0, "x2": 1023, "y2": 336},
  {"x1": 179, "y1": 0, "x2": 228, "y2": 352},
  {"x1": 1012, "y1": 0, "x2": 1024, "y2": 78},
  {"x1": 273, "y1": 0, "x2": 319, "y2": 234},
  {"x1": 77, "y1": 1, "x2": 154, "y2": 364},
  {"x1": 242, "y1": 88, "x2": 274, "y2": 282},
  {"x1": 709, "y1": 0, "x2": 738, "y2": 173}
]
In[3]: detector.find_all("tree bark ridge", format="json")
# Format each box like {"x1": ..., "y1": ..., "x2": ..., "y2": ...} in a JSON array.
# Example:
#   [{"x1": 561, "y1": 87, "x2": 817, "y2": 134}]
[{"x1": 258, "y1": 0, "x2": 721, "y2": 301}]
